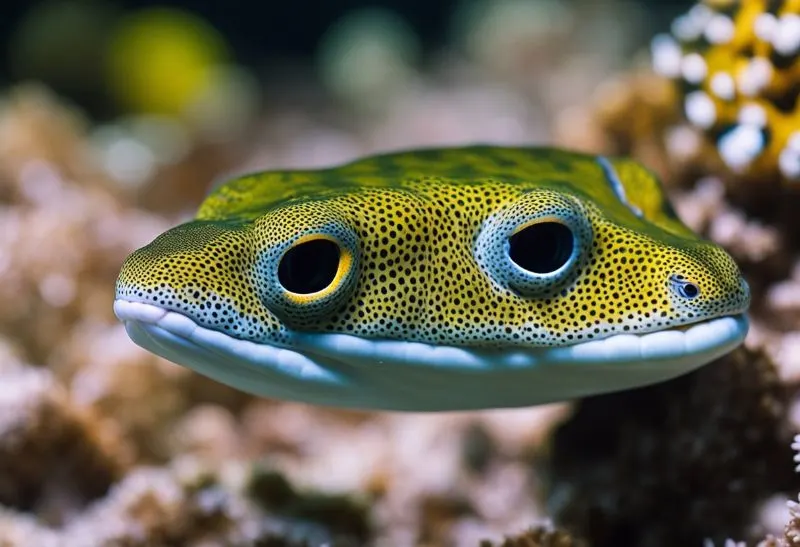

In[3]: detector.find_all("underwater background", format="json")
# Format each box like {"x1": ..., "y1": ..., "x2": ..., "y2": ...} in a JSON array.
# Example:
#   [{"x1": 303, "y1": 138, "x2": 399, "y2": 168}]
[{"x1": 1, "y1": 0, "x2": 799, "y2": 545}]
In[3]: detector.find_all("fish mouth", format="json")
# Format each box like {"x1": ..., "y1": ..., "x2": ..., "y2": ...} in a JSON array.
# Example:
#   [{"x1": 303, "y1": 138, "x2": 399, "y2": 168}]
[{"x1": 113, "y1": 299, "x2": 749, "y2": 412}]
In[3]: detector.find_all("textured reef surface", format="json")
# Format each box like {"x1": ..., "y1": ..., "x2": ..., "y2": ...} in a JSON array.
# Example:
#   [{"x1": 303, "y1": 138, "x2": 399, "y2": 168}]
[{"x1": 1, "y1": 1, "x2": 800, "y2": 545}]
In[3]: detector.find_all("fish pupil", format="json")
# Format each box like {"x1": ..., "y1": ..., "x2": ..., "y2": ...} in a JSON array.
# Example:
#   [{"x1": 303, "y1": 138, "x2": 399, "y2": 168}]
[
  {"x1": 278, "y1": 239, "x2": 340, "y2": 294},
  {"x1": 681, "y1": 283, "x2": 699, "y2": 298},
  {"x1": 509, "y1": 222, "x2": 574, "y2": 274}
]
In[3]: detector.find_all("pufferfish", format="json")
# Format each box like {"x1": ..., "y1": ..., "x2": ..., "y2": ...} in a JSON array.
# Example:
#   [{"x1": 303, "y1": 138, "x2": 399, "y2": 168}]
[{"x1": 114, "y1": 146, "x2": 750, "y2": 411}]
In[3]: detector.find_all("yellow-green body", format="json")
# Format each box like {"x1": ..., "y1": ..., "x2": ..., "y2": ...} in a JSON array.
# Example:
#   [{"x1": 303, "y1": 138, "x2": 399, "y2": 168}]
[{"x1": 115, "y1": 146, "x2": 750, "y2": 411}]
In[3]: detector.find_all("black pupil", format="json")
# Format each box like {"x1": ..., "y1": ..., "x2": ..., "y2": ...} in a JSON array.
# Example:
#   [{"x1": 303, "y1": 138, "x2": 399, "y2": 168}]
[
  {"x1": 682, "y1": 283, "x2": 699, "y2": 298},
  {"x1": 508, "y1": 222, "x2": 574, "y2": 274},
  {"x1": 278, "y1": 239, "x2": 341, "y2": 294}
]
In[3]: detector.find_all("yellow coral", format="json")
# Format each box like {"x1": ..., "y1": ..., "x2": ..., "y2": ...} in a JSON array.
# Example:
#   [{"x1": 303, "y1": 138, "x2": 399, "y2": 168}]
[{"x1": 652, "y1": 0, "x2": 800, "y2": 182}]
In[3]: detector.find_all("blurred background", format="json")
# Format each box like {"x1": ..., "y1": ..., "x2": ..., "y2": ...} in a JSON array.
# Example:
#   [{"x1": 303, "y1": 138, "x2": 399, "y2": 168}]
[
  {"x1": 3, "y1": 1, "x2": 800, "y2": 546},
  {"x1": 1, "y1": 0, "x2": 698, "y2": 196},
  {"x1": 2, "y1": 0, "x2": 694, "y2": 114},
  {"x1": 0, "y1": 0, "x2": 700, "y2": 218}
]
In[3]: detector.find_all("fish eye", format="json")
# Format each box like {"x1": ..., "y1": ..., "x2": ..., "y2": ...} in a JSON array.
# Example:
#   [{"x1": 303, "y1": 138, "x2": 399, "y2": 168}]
[
  {"x1": 278, "y1": 238, "x2": 341, "y2": 294},
  {"x1": 258, "y1": 221, "x2": 360, "y2": 323},
  {"x1": 508, "y1": 221, "x2": 575, "y2": 275},
  {"x1": 474, "y1": 190, "x2": 592, "y2": 299},
  {"x1": 670, "y1": 274, "x2": 700, "y2": 299},
  {"x1": 681, "y1": 283, "x2": 699, "y2": 298}
]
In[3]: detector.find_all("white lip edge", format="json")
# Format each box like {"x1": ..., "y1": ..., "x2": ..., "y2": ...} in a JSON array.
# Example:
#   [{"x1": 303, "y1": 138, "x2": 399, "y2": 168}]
[{"x1": 113, "y1": 299, "x2": 749, "y2": 376}]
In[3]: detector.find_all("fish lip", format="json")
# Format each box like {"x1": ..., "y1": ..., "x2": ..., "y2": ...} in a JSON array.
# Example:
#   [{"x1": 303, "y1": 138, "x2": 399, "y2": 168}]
[{"x1": 114, "y1": 298, "x2": 749, "y2": 411}]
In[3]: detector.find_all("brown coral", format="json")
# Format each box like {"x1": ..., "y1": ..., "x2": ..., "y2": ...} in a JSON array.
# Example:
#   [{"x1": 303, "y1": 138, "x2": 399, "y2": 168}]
[
  {"x1": 247, "y1": 462, "x2": 373, "y2": 544},
  {"x1": 540, "y1": 346, "x2": 798, "y2": 547},
  {"x1": 0, "y1": 86, "x2": 193, "y2": 370},
  {"x1": 0, "y1": 365, "x2": 130, "y2": 525},
  {"x1": 60, "y1": 466, "x2": 244, "y2": 547},
  {"x1": 64, "y1": 321, "x2": 255, "y2": 464},
  {"x1": 480, "y1": 526, "x2": 587, "y2": 547},
  {"x1": 552, "y1": 70, "x2": 682, "y2": 183}
]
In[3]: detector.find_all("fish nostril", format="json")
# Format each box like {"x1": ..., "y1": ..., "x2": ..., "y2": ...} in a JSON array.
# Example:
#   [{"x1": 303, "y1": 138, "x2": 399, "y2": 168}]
[{"x1": 670, "y1": 274, "x2": 700, "y2": 300}]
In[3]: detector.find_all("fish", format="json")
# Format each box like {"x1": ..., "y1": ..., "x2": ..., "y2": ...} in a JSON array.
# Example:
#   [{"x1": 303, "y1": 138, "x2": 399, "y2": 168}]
[{"x1": 115, "y1": 146, "x2": 750, "y2": 411}]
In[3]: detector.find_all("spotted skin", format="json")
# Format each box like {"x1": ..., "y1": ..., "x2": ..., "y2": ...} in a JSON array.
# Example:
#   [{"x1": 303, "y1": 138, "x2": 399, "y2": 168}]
[{"x1": 116, "y1": 146, "x2": 749, "y2": 355}]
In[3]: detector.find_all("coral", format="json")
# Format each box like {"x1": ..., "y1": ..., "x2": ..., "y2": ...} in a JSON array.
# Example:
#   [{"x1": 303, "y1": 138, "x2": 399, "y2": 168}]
[
  {"x1": 541, "y1": 346, "x2": 799, "y2": 547},
  {"x1": 0, "y1": 459, "x2": 372, "y2": 546},
  {"x1": 766, "y1": 260, "x2": 800, "y2": 331},
  {"x1": 247, "y1": 463, "x2": 373, "y2": 544},
  {"x1": 61, "y1": 465, "x2": 245, "y2": 547},
  {"x1": 0, "y1": 336, "x2": 26, "y2": 375},
  {"x1": 552, "y1": 70, "x2": 682, "y2": 181},
  {"x1": 65, "y1": 323, "x2": 192, "y2": 463},
  {"x1": 417, "y1": 492, "x2": 476, "y2": 545},
  {"x1": 461, "y1": 421, "x2": 499, "y2": 475},
  {"x1": 651, "y1": 0, "x2": 800, "y2": 186},
  {"x1": 172, "y1": 404, "x2": 243, "y2": 463},
  {"x1": 0, "y1": 85, "x2": 101, "y2": 197},
  {"x1": 745, "y1": 436, "x2": 800, "y2": 546},
  {"x1": 0, "y1": 365, "x2": 129, "y2": 525},
  {"x1": 479, "y1": 526, "x2": 587, "y2": 547},
  {"x1": 0, "y1": 507, "x2": 59, "y2": 547},
  {"x1": 784, "y1": 490, "x2": 800, "y2": 545},
  {"x1": 0, "y1": 88, "x2": 173, "y2": 366},
  {"x1": 65, "y1": 321, "x2": 255, "y2": 463}
]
